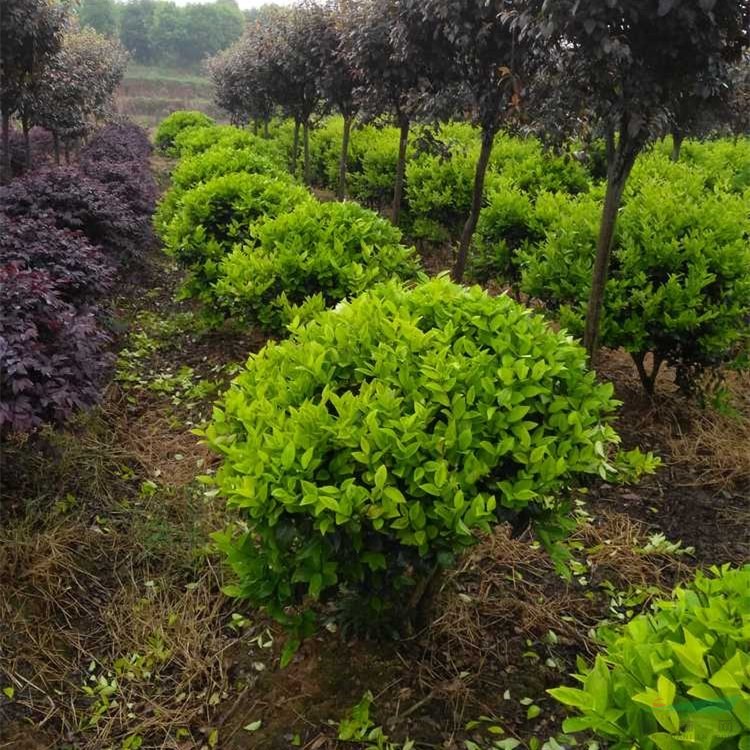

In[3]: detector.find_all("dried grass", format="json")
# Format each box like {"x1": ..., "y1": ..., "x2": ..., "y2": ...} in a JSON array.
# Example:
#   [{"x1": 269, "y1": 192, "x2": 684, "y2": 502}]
[
  {"x1": 665, "y1": 375, "x2": 750, "y2": 489},
  {"x1": 598, "y1": 350, "x2": 750, "y2": 491},
  {"x1": 418, "y1": 510, "x2": 690, "y2": 727},
  {"x1": 0, "y1": 387, "x2": 240, "y2": 749},
  {"x1": 575, "y1": 510, "x2": 691, "y2": 589},
  {"x1": 0, "y1": 501, "x2": 239, "y2": 748}
]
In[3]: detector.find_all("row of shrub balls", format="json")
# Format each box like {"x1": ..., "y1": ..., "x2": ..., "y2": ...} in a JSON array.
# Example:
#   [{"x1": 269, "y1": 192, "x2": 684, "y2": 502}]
[
  {"x1": 156, "y1": 116, "x2": 650, "y2": 631},
  {"x1": 159, "y1": 111, "x2": 750, "y2": 397},
  {"x1": 275, "y1": 116, "x2": 750, "y2": 396},
  {"x1": 0, "y1": 123, "x2": 157, "y2": 433},
  {"x1": 154, "y1": 112, "x2": 421, "y2": 332},
  {"x1": 157, "y1": 112, "x2": 750, "y2": 750}
]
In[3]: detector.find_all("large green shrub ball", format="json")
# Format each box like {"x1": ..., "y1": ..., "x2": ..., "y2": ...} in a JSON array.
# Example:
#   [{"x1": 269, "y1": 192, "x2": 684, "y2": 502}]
[
  {"x1": 154, "y1": 145, "x2": 279, "y2": 232},
  {"x1": 215, "y1": 200, "x2": 422, "y2": 331},
  {"x1": 521, "y1": 162, "x2": 750, "y2": 393},
  {"x1": 163, "y1": 172, "x2": 311, "y2": 305},
  {"x1": 550, "y1": 564, "x2": 750, "y2": 750},
  {"x1": 154, "y1": 111, "x2": 214, "y2": 154},
  {"x1": 203, "y1": 277, "x2": 642, "y2": 628},
  {"x1": 171, "y1": 124, "x2": 286, "y2": 164}
]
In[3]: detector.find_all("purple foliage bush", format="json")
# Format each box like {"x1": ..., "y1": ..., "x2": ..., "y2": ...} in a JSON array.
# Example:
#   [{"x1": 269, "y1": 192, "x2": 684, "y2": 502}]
[
  {"x1": 0, "y1": 214, "x2": 114, "y2": 305},
  {"x1": 8, "y1": 128, "x2": 55, "y2": 177},
  {"x1": 0, "y1": 121, "x2": 155, "y2": 434},
  {"x1": 79, "y1": 122, "x2": 158, "y2": 222},
  {"x1": 0, "y1": 167, "x2": 152, "y2": 261},
  {"x1": 0, "y1": 265, "x2": 113, "y2": 433},
  {"x1": 79, "y1": 157, "x2": 158, "y2": 217},
  {"x1": 80, "y1": 122, "x2": 153, "y2": 164}
]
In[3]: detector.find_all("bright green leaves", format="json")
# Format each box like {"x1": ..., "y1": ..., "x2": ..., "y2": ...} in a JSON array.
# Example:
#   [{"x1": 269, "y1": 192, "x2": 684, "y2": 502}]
[
  {"x1": 520, "y1": 150, "x2": 750, "y2": 395},
  {"x1": 548, "y1": 686, "x2": 594, "y2": 712},
  {"x1": 669, "y1": 629, "x2": 709, "y2": 679},
  {"x1": 215, "y1": 199, "x2": 421, "y2": 333},
  {"x1": 154, "y1": 110, "x2": 214, "y2": 153},
  {"x1": 281, "y1": 442, "x2": 296, "y2": 470},
  {"x1": 161, "y1": 170, "x2": 312, "y2": 310},
  {"x1": 374, "y1": 464, "x2": 388, "y2": 491},
  {"x1": 550, "y1": 564, "x2": 750, "y2": 750},
  {"x1": 154, "y1": 144, "x2": 281, "y2": 231},
  {"x1": 205, "y1": 277, "x2": 643, "y2": 637}
]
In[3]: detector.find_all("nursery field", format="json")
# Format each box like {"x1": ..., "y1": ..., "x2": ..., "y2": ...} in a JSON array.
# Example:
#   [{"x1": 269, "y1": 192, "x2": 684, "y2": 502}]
[
  {"x1": 116, "y1": 66, "x2": 222, "y2": 131},
  {"x1": 1, "y1": 111, "x2": 749, "y2": 750}
]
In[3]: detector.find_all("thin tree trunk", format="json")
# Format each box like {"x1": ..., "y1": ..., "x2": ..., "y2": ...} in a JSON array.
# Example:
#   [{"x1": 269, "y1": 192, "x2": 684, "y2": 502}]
[
  {"x1": 453, "y1": 125, "x2": 496, "y2": 283},
  {"x1": 391, "y1": 116, "x2": 410, "y2": 225},
  {"x1": 291, "y1": 119, "x2": 300, "y2": 175},
  {"x1": 53, "y1": 131, "x2": 61, "y2": 166},
  {"x1": 263, "y1": 118, "x2": 269, "y2": 139},
  {"x1": 671, "y1": 130, "x2": 683, "y2": 162},
  {"x1": 303, "y1": 119, "x2": 311, "y2": 185},
  {"x1": 64, "y1": 142, "x2": 70, "y2": 165},
  {"x1": 1, "y1": 111, "x2": 10, "y2": 183},
  {"x1": 252, "y1": 119, "x2": 259, "y2": 136},
  {"x1": 22, "y1": 119, "x2": 31, "y2": 171},
  {"x1": 582, "y1": 134, "x2": 637, "y2": 358},
  {"x1": 631, "y1": 352, "x2": 663, "y2": 395},
  {"x1": 338, "y1": 114, "x2": 352, "y2": 200}
]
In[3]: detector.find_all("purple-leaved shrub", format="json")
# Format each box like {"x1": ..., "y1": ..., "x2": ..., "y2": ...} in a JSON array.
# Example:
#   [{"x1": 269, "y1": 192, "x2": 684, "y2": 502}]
[
  {"x1": 0, "y1": 214, "x2": 114, "y2": 305},
  {"x1": 0, "y1": 168, "x2": 152, "y2": 262},
  {"x1": 0, "y1": 265, "x2": 113, "y2": 433}
]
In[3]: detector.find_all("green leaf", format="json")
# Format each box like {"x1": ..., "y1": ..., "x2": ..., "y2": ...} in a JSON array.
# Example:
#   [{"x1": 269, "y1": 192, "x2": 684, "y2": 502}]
[
  {"x1": 653, "y1": 706, "x2": 681, "y2": 734},
  {"x1": 374, "y1": 465, "x2": 387, "y2": 490},
  {"x1": 384, "y1": 486, "x2": 405, "y2": 505},
  {"x1": 309, "y1": 573, "x2": 323, "y2": 598},
  {"x1": 280, "y1": 638, "x2": 300, "y2": 669},
  {"x1": 651, "y1": 734, "x2": 686, "y2": 750},
  {"x1": 458, "y1": 427, "x2": 473, "y2": 450},
  {"x1": 669, "y1": 629, "x2": 708, "y2": 679},
  {"x1": 494, "y1": 740, "x2": 521, "y2": 750},
  {"x1": 301, "y1": 447, "x2": 314, "y2": 469},
  {"x1": 281, "y1": 442, "x2": 296, "y2": 469},
  {"x1": 657, "y1": 675, "x2": 676, "y2": 707},
  {"x1": 548, "y1": 686, "x2": 594, "y2": 710}
]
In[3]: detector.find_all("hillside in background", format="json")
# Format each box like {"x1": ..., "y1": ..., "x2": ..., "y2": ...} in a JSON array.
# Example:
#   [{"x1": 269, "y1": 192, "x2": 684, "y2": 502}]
[{"x1": 116, "y1": 64, "x2": 223, "y2": 129}]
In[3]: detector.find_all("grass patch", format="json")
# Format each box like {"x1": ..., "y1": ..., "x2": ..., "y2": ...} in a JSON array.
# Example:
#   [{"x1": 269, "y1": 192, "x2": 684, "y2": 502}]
[{"x1": 125, "y1": 64, "x2": 210, "y2": 87}]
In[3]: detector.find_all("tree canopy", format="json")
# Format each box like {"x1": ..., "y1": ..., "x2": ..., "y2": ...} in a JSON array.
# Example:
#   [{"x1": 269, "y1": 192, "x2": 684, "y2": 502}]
[
  {"x1": 78, "y1": 0, "x2": 245, "y2": 68},
  {"x1": 0, "y1": 0, "x2": 67, "y2": 179},
  {"x1": 530, "y1": 0, "x2": 750, "y2": 355}
]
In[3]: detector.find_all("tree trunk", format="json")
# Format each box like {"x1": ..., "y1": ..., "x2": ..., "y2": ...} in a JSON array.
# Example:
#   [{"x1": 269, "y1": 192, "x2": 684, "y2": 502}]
[
  {"x1": 582, "y1": 135, "x2": 638, "y2": 359},
  {"x1": 1, "y1": 111, "x2": 10, "y2": 183},
  {"x1": 64, "y1": 142, "x2": 70, "y2": 165},
  {"x1": 453, "y1": 125, "x2": 496, "y2": 282},
  {"x1": 252, "y1": 119, "x2": 259, "y2": 136},
  {"x1": 53, "y1": 131, "x2": 61, "y2": 166},
  {"x1": 263, "y1": 118, "x2": 269, "y2": 139},
  {"x1": 671, "y1": 130, "x2": 683, "y2": 162},
  {"x1": 391, "y1": 116, "x2": 410, "y2": 225},
  {"x1": 338, "y1": 114, "x2": 352, "y2": 200},
  {"x1": 22, "y1": 119, "x2": 31, "y2": 171},
  {"x1": 631, "y1": 352, "x2": 663, "y2": 395},
  {"x1": 291, "y1": 119, "x2": 300, "y2": 175},
  {"x1": 303, "y1": 119, "x2": 311, "y2": 185}
]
